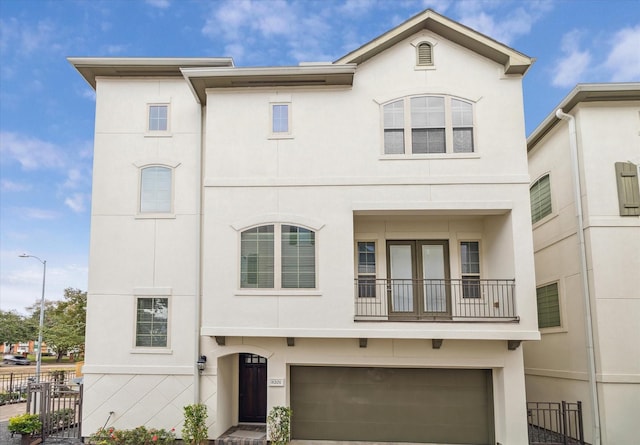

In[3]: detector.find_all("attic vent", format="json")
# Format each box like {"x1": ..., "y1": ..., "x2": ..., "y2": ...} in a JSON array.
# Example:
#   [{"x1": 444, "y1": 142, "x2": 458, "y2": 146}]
[{"x1": 417, "y1": 42, "x2": 433, "y2": 66}]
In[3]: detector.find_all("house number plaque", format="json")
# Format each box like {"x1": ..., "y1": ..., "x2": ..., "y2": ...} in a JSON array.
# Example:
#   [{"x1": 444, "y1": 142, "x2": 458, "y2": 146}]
[{"x1": 269, "y1": 378, "x2": 285, "y2": 387}]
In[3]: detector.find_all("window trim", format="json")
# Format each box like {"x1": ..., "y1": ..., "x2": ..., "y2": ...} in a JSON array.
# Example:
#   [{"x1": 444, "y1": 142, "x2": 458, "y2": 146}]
[
  {"x1": 134, "y1": 296, "x2": 170, "y2": 350},
  {"x1": 382, "y1": 95, "x2": 476, "y2": 156},
  {"x1": 239, "y1": 223, "x2": 318, "y2": 291},
  {"x1": 530, "y1": 173, "x2": 553, "y2": 225},
  {"x1": 137, "y1": 164, "x2": 175, "y2": 218},
  {"x1": 146, "y1": 103, "x2": 171, "y2": 136}
]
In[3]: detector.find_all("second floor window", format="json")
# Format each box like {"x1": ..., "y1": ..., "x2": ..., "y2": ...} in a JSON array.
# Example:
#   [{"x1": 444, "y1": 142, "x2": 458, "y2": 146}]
[
  {"x1": 135, "y1": 297, "x2": 168, "y2": 347},
  {"x1": 383, "y1": 96, "x2": 474, "y2": 155},
  {"x1": 241, "y1": 224, "x2": 316, "y2": 289}
]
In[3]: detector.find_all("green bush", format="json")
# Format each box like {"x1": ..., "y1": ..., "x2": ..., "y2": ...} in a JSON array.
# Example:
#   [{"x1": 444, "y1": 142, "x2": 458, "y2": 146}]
[
  {"x1": 8, "y1": 413, "x2": 42, "y2": 435},
  {"x1": 87, "y1": 425, "x2": 176, "y2": 444},
  {"x1": 182, "y1": 404, "x2": 208, "y2": 445},
  {"x1": 267, "y1": 406, "x2": 292, "y2": 445}
]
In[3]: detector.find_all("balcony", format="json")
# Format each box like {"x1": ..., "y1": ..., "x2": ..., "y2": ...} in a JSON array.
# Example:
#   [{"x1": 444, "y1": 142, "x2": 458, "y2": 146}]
[{"x1": 354, "y1": 278, "x2": 517, "y2": 322}]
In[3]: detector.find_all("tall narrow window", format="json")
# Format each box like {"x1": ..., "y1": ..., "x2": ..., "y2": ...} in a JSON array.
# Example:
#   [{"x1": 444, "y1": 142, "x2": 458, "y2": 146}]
[
  {"x1": 383, "y1": 100, "x2": 405, "y2": 154},
  {"x1": 460, "y1": 241, "x2": 480, "y2": 298},
  {"x1": 148, "y1": 105, "x2": 168, "y2": 131},
  {"x1": 417, "y1": 42, "x2": 433, "y2": 66},
  {"x1": 271, "y1": 104, "x2": 290, "y2": 134},
  {"x1": 136, "y1": 297, "x2": 168, "y2": 347},
  {"x1": 282, "y1": 225, "x2": 315, "y2": 288},
  {"x1": 140, "y1": 166, "x2": 172, "y2": 213},
  {"x1": 411, "y1": 96, "x2": 445, "y2": 153},
  {"x1": 241, "y1": 225, "x2": 275, "y2": 288},
  {"x1": 357, "y1": 242, "x2": 376, "y2": 298},
  {"x1": 536, "y1": 282, "x2": 561, "y2": 328},
  {"x1": 530, "y1": 174, "x2": 552, "y2": 223},
  {"x1": 452, "y1": 99, "x2": 474, "y2": 153}
]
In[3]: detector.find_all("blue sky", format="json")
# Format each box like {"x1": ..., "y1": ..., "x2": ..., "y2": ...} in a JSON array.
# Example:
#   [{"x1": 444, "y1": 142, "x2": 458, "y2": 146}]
[{"x1": 1, "y1": 0, "x2": 639, "y2": 314}]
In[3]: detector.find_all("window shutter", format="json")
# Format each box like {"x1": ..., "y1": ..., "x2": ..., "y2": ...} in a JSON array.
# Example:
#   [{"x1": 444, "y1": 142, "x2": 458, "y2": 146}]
[
  {"x1": 530, "y1": 174, "x2": 552, "y2": 223},
  {"x1": 536, "y1": 283, "x2": 561, "y2": 329},
  {"x1": 615, "y1": 162, "x2": 640, "y2": 216},
  {"x1": 417, "y1": 43, "x2": 433, "y2": 66}
]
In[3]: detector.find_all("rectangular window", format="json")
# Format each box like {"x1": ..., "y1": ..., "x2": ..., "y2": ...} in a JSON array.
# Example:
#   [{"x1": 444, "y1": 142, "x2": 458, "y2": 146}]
[
  {"x1": 148, "y1": 105, "x2": 168, "y2": 132},
  {"x1": 357, "y1": 242, "x2": 376, "y2": 298},
  {"x1": 537, "y1": 282, "x2": 561, "y2": 329},
  {"x1": 530, "y1": 174, "x2": 552, "y2": 223},
  {"x1": 411, "y1": 96, "x2": 445, "y2": 153},
  {"x1": 140, "y1": 166, "x2": 172, "y2": 213},
  {"x1": 460, "y1": 241, "x2": 480, "y2": 298},
  {"x1": 240, "y1": 225, "x2": 275, "y2": 288},
  {"x1": 271, "y1": 103, "x2": 290, "y2": 134},
  {"x1": 383, "y1": 100, "x2": 405, "y2": 154},
  {"x1": 452, "y1": 99, "x2": 474, "y2": 153},
  {"x1": 136, "y1": 297, "x2": 168, "y2": 347},
  {"x1": 281, "y1": 225, "x2": 315, "y2": 288}
]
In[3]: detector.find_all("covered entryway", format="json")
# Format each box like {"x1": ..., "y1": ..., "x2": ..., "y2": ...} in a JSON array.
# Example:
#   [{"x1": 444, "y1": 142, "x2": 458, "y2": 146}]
[
  {"x1": 290, "y1": 366, "x2": 494, "y2": 444},
  {"x1": 239, "y1": 353, "x2": 267, "y2": 423}
]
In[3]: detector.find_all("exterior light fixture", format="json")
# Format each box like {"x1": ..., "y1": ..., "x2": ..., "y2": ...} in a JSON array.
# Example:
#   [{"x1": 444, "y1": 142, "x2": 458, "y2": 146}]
[
  {"x1": 19, "y1": 253, "x2": 47, "y2": 383},
  {"x1": 197, "y1": 355, "x2": 207, "y2": 373}
]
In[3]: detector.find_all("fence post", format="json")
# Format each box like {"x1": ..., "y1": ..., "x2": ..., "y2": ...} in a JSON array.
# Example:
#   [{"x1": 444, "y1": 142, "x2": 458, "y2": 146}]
[
  {"x1": 561, "y1": 401, "x2": 569, "y2": 445},
  {"x1": 577, "y1": 401, "x2": 585, "y2": 445}
]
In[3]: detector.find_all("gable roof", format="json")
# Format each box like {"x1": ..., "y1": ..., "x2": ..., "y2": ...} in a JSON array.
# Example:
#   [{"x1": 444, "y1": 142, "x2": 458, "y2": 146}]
[
  {"x1": 335, "y1": 9, "x2": 533, "y2": 75},
  {"x1": 527, "y1": 83, "x2": 640, "y2": 151}
]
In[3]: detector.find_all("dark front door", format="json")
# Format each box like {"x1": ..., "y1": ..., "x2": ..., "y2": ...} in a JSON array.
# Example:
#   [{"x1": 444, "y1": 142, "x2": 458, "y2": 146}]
[{"x1": 239, "y1": 354, "x2": 267, "y2": 423}]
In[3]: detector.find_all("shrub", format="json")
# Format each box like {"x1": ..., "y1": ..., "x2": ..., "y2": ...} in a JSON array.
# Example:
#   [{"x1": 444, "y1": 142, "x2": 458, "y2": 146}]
[
  {"x1": 87, "y1": 425, "x2": 175, "y2": 444},
  {"x1": 182, "y1": 404, "x2": 208, "y2": 445},
  {"x1": 8, "y1": 413, "x2": 42, "y2": 435},
  {"x1": 267, "y1": 406, "x2": 292, "y2": 445}
]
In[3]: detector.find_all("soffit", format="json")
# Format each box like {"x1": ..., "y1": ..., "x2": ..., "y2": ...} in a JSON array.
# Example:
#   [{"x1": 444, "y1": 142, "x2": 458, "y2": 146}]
[
  {"x1": 181, "y1": 65, "x2": 356, "y2": 104},
  {"x1": 527, "y1": 83, "x2": 640, "y2": 151},
  {"x1": 68, "y1": 57, "x2": 235, "y2": 89},
  {"x1": 334, "y1": 9, "x2": 532, "y2": 75}
]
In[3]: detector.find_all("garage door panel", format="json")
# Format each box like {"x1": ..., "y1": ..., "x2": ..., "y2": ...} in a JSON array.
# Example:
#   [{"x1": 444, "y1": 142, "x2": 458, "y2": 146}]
[{"x1": 291, "y1": 366, "x2": 493, "y2": 444}]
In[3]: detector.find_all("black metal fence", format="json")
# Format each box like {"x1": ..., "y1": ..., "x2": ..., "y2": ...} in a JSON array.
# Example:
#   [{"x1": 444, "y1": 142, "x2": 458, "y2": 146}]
[
  {"x1": 528, "y1": 401, "x2": 585, "y2": 445},
  {"x1": 0, "y1": 369, "x2": 77, "y2": 405}
]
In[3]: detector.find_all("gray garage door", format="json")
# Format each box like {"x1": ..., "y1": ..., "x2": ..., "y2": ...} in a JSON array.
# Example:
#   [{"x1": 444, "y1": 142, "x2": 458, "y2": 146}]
[{"x1": 290, "y1": 366, "x2": 494, "y2": 444}]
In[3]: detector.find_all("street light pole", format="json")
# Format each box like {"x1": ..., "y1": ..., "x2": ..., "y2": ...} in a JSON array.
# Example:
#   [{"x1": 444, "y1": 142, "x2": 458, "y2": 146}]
[{"x1": 19, "y1": 254, "x2": 46, "y2": 382}]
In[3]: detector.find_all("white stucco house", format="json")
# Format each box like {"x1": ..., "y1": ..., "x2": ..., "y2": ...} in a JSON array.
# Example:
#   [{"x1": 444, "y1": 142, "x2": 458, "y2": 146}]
[
  {"x1": 524, "y1": 83, "x2": 640, "y2": 445},
  {"x1": 71, "y1": 9, "x2": 540, "y2": 444}
]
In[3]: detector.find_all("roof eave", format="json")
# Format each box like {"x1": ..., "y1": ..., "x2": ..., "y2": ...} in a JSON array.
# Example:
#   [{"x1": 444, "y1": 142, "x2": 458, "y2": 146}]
[{"x1": 527, "y1": 83, "x2": 640, "y2": 151}]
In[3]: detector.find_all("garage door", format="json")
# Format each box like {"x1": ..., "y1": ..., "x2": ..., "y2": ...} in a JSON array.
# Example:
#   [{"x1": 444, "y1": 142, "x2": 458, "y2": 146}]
[{"x1": 290, "y1": 366, "x2": 494, "y2": 444}]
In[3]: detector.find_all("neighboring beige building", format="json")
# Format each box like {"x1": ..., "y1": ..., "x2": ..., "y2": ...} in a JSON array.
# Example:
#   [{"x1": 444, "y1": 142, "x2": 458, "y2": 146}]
[
  {"x1": 72, "y1": 10, "x2": 539, "y2": 444},
  {"x1": 524, "y1": 83, "x2": 640, "y2": 445}
]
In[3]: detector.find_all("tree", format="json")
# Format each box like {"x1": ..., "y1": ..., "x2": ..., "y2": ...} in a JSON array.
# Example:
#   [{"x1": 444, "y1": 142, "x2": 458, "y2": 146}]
[
  {"x1": 43, "y1": 288, "x2": 87, "y2": 361},
  {"x1": 0, "y1": 310, "x2": 31, "y2": 347},
  {"x1": 25, "y1": 288, "x2": 87, "y2": 361}
]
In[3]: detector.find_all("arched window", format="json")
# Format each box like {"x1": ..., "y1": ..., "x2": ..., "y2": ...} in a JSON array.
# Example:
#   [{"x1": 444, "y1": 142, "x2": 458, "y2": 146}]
[
  {"x1": 417, "y1": 42, "x2": 433, "y2": 66},
  {"x1": 241, "y1": 224, "x2": 316, "y2": 289},
  {"x1": 140, "y1": 166, "x2": 172, "y2": 213},
  {"x1": 530, "y1": 174, "x2": 552, "y2": 223}
]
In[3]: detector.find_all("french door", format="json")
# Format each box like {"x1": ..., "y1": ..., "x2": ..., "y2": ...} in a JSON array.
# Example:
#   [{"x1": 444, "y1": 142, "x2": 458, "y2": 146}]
[{"x1": 387, "y1": 240, "x2": 451, "y2": 318}]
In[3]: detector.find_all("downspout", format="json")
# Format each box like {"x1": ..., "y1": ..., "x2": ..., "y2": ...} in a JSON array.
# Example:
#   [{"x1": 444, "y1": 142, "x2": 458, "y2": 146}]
[
  {"x1": 193, "y1": 103, "x2": 205, "y2": 404},
  {"x1": 555, "y1": 109, "x2": 601, "y2": 445}
]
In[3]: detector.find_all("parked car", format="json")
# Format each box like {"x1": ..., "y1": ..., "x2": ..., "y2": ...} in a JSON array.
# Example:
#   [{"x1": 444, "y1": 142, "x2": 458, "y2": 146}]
[{"x1": 2, "y1": 354, "x2": 31, "y2": 365}]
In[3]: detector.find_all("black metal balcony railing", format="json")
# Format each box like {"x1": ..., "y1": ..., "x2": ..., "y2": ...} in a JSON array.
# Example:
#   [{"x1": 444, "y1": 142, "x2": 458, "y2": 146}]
[{"x1": 354, "y1": 278, "x2": 517, "y2": 321}]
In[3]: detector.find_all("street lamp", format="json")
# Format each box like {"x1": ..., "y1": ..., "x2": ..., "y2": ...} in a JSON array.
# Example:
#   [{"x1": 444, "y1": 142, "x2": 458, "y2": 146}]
[{"x1": 19, "y1": 254, "x2": 46, "y2": 382}]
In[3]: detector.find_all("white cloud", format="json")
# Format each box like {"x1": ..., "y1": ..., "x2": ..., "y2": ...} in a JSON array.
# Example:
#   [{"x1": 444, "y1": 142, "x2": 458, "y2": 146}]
[
  {"x1": 1, "y1": 179, "x2": 31, "y2": 192},
  {"x1": 0, "y1": 132, "x2": 66, "y2": 170},
  {"x1": 64, "y1": 193, "x2": 88, "y2": 213},
  {"x1": 604, "y1": 25, "x2": 640, "y2": 82},
  {"x1": 146, "y1": 0, "x2": 171, "y2": 8},
  {"x1": 551, "y1": 30, "x2": 592, "y2": 88},
  {"x1": 339, "y1": 0, "x2": 378, "y2": 15}
]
